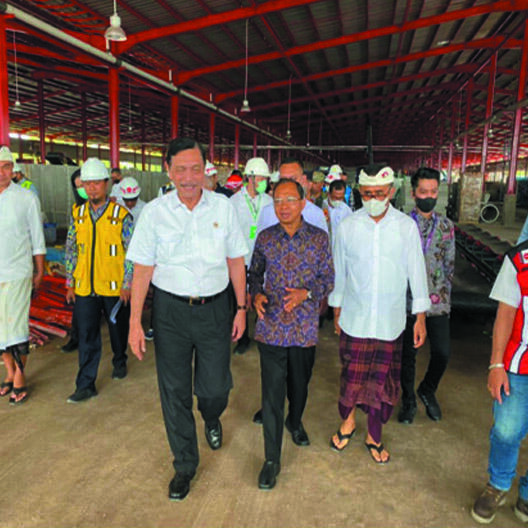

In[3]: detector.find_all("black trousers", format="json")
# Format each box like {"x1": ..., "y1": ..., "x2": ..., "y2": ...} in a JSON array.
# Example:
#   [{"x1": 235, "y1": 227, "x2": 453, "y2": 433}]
[
  {"x1": 75, "y1": 295, "x2": 130, "y2": 391},
  {"x1": 153, "y1": 287, "x2": 232, "y2": 475},
  {"x1": 258, "y1": 342, "x2": 315, "y2": 463},
  {"x1": 401, "y1": 314, "x2": 450, "y2": 404}
]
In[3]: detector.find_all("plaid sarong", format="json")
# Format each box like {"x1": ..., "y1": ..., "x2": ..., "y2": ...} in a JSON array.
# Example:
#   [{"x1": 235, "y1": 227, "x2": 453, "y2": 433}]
[{"x1": 338, "y1": 330, "x2": 403, "y2": 420}]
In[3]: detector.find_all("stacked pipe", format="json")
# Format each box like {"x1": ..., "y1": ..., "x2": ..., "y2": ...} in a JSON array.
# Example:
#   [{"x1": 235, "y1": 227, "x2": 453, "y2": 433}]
[{"x1": 29, "y1": 275, "x2": 72, "y2": 346}]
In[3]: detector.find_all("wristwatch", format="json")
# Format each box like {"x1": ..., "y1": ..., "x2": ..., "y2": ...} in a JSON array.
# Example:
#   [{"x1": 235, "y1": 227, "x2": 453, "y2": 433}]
[{"x1": 237, "y1": 305, "x2": 247, "y2": 311}]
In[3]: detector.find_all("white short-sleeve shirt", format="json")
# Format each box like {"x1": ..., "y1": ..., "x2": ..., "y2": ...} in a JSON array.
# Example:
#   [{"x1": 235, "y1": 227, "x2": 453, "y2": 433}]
[{"x1": 127, "y1": 189, "x2": 248, "y2": 297}]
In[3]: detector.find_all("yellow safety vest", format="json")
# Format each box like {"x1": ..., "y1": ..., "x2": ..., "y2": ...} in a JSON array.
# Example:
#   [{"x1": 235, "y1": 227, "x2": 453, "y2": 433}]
[
  {"x1": 72, "y1": 201, "x2": 128, "y2": 296},
  {"x1": 21, "y1": 180, "x2": 33, "y2": 190}
]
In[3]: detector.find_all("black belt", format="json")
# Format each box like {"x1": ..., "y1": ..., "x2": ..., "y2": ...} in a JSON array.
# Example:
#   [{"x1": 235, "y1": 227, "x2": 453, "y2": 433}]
[{"x1": 164, "y1": 288, "x2": 225, "y2": 306}]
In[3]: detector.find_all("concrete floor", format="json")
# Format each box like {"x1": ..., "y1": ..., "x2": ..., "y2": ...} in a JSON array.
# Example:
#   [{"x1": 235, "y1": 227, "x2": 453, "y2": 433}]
[
  {"x1": 0, "y1": 287, "x2": 526, "y2": 528},
  {"x1": 2, "y1": 210, "x2": 528, "y2": 528}
]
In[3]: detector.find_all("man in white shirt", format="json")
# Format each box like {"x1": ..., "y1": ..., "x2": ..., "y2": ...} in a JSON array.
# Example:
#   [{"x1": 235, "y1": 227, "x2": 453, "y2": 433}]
[
  {"x1": 109, "y1": 167, "x2": 123, "y2": 199},
  {"x1": 0, "y1": 146, "x2": 46, "y2": 405},
  {"x1": 324, "y1": 179, "x2": 353, "y2": 246},
  {"x1": 328, "y1": 164, "x2": 429, "y2": 464},
  {"x1": 127, "y1": 137, "x2": 248, "y2": 502},
  {"x1": 257, "y1": 158, "x2": 328, "y2": 234},
  {"x1": 230, "y1": 157, "x2": 273, "y2": 355}
]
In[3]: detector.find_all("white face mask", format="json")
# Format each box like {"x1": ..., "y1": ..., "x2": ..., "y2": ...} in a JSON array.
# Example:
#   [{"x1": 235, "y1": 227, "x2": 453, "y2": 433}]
[{"x1": 362, "y1": 196, "x2": 389, "y2": 217}]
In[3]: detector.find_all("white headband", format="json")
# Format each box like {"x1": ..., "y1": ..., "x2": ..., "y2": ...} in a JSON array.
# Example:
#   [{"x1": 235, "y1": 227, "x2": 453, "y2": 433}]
[{"x1": 358, "y1": 166, "x2": 394, "y2": 186}]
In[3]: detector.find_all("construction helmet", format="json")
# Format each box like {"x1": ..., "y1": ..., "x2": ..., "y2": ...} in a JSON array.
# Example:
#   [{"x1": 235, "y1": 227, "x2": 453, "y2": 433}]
[
  {"x1": 244, "y1": 157, "x2": 270, "y2": 177},
  {"x1": 205, "y1": 161, "x2": 217, "y2": 177},
  {"x1": 119, "y1": 177, "x2": 141, "y2": 199},
  {"x1": 80, "y1": 158, "x2": 109, "y2": 181}
]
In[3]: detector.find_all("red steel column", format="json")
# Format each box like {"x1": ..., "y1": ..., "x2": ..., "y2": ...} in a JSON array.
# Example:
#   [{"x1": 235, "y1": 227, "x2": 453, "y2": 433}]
[
  {"x1": 108, "y1": 67, "x2": 120, "y2": 168},
  {"x1": 81, "y1": 92, "x2": 88, "y2": 161},
  {"x1": 209, "y1": 112, "x2": 215, "y2": 162},
  {"x1": 461, "y1": 80, "x2": 473, "y2": 173},
  {"x1": 507, "y1": 19, "x2": 528, "y2": 194},
  {"x1": 481, "y1": 52, "x2": 497, "y2": 184},
  {"x1": 447, "y1": 99, "x2": 456, "y2": 184},
  {"x1": 141, "y1": 112, "x2": 146, "y2": 171},
  {"x1": 0, "y1": 17, "x2": 9, "y2": 145},
  {"x1": 171, "y1": 95, "x2": 179, "y2": 139},
  {"x1": 437, "y1": 111, "x2": 444, "y2": 170},
  {"x1": 38, "y1": 80, "x2": 46, "y2": 163},
  {"x1": 234, "y1": 124, "x2": 240, "y2": 169}
]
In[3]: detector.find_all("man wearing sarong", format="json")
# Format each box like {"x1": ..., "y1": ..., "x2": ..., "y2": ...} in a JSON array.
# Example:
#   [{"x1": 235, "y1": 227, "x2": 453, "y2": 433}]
[
  {"x1": 0, "y1": 146, "x2": 45, "y2": 405},
  {"x1": 328, "y1": 164, "x2": 430, "y2": 463}
]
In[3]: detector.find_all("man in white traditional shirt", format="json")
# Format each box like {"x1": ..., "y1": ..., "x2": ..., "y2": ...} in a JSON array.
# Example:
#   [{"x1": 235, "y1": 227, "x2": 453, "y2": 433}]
[
  {"x1": 0, "y1": 146, "x2": 45, "y2": 405},
  {"x1": 127, "y1": 137, "x2": 248, "y2": 502},
  {"x1": 230, "y1": 157, "x2": 273, "y2": 355},
  {"x1": 328, "y1": 164, "x2": 430, "y2": 464}
]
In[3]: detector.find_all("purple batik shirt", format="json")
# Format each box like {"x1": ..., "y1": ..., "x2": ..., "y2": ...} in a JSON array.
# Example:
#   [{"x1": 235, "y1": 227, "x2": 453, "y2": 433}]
[{"x1": 248, "y1": 219, "x2": 334, "y2": 347}]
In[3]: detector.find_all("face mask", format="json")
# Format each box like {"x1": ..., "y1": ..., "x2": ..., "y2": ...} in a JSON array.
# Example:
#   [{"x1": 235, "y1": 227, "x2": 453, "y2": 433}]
[
  {"x1": 77, "y1": 187, "x2": 88, "y2": 200},
  {"x1": 415, "y1": 197, "x2": 436, "y2": 213},
  {"x1": 362, "y1": 196, "x2": 389, "y2": 217},
  {"x1": 256, "y1": 180, "x2": 267, "y2": 194}
]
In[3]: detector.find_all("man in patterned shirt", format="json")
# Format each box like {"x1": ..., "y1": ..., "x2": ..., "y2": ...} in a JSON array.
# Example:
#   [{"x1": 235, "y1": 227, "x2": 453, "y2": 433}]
[
  {"x1": 398, "y1": 167, "x2": 455, "y2": 424},
  {"x1": 248, "y1": 178, "x2": 334, "y2": 490}
]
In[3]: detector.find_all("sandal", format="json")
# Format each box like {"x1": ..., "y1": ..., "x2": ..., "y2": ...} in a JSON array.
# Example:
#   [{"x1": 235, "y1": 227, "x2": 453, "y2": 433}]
[
  {"x1": 365, "y1": 442, "x2": 390, "y2": 464},
  {"x1": 0, "y1": 381, "x2": 13, "y2": 397},
  {"x1": 9, "y1": 386, "x2": 28, "y2": 406},
  {"x1": 329, "y1": 427, "x2": 356, "y2": 452}
]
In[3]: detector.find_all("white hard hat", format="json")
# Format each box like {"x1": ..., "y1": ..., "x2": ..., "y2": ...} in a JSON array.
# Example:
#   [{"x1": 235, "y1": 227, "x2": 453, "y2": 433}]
[
  {"x1": 119, "y1": 177, "x2": 141, "y2": 199},
  {"x1": 205, "y1": 161, "x2": 217, "y2": 177},
  {"x1": 325, "y1": 172, "x2": 342, "y2": 184},
  {"x1": 244, "y1": 157, "x2": 270, "y2": 177},
  {"x1": 328, "y1": 164, "x2": 343, "y2": 176},
  {"x1": 13, "y1": 162, "x2": 23, "y2": 173},
  {"x1": 270, "y1": 170, "x2": 280, "y2": 183},
  {"x1": 0, "y1": 146, "x2": 13, "y2": 163},
  {"x1": 80, "y1": 158, "x2": 109, "y2": 181}
]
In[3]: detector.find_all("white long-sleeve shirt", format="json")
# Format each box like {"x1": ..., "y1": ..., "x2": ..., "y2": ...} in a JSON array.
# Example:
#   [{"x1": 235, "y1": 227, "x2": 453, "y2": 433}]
[
  {"x1": 329, "y1": 205, "x2": 430, "y2": 340},
  {"x1": 0, "y1": 182, "x2": 46, "y2": 282}
]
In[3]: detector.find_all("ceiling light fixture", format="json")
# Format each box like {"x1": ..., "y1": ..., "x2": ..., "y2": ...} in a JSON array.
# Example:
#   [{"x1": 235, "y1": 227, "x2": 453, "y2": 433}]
[
  {"x1": 286, "y1": 75, "x2": 292, "y2": 140},
  {"x1": 240, "y1": 19, "x2": 251, "y2": 113},
  {"x1": 105, "y1": 0, "x2": 127, "y2": 42},
  {"x1": 13, "y1": 32, "x2": 21, "y2": 107}
]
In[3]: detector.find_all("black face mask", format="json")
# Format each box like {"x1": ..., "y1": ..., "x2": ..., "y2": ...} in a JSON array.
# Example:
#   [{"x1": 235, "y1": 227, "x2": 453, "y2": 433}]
[{"x1": 415, "y1": 197, "x2": 437, "y2": 213}]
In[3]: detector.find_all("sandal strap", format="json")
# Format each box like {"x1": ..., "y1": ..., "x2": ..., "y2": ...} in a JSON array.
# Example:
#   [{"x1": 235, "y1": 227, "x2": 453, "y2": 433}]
[
  {"x1": 336, "y1": 428, "x2": 355, "y2": 442},
  {"x1": 13, "y1": 386, "x2": 27, "y2": 395}
]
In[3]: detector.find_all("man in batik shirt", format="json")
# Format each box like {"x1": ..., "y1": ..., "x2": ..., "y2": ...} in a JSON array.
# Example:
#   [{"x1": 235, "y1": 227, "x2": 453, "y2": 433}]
[
  {"x1": 249, "y1": 178, "x2": 334, "y2": 490},
  {"x1": 398, "y1": 167, "x2": 455, "y2": 424}
]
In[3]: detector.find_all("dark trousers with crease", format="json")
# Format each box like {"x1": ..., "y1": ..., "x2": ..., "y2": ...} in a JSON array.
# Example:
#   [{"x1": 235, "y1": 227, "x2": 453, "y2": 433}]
[
  {"x1": 153, "y1": 287, "x2": 232, "y2": 476},
  {"x1": 258, "y1": 342, "x2": 315, "y2": 463},
  {"x1": 400, "y1": 314, "x2": 450, "y2": 404},
  {"x1": 75, "y1": 294, "x2": 129, "y2": 391}
]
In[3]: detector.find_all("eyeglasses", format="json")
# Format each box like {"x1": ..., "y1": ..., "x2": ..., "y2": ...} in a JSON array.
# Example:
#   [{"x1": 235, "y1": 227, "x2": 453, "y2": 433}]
[
  {"x1": 360, "y1": 190, "x2": 389, "y2": 200},
  {"x1": 273, "y1": 196, "x2": 301, "y2": 205}
]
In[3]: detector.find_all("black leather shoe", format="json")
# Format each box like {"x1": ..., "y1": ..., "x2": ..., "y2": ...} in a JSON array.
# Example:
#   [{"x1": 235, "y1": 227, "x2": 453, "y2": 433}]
[
  {"x1": 252, "y1": 409, "x2": 263, "y2": 425},
  {"x1": 417, "y1": 387, "x2": 442, "y2": 421},
  {"x1": 397, "y1": 402, "x2": 417, "y2": 424},
  {"x1": 205, "y1": 421, "x2": 222, "y2": 450},
  {"x1": 285, "y1": 418, "x2": 310, "y2": 446},
  {"x1": 111, "y1": 366, "x2": 127, "y2": 380},
  {"x1": 61, "y1": 338, "x2": 78, "y2": 353},
  {"x1": 258, "y1": 460, "x2": 280, "y2": 490},
  {"x1": 168, "y1": 473, "x2": 193, "y2": 501}
]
